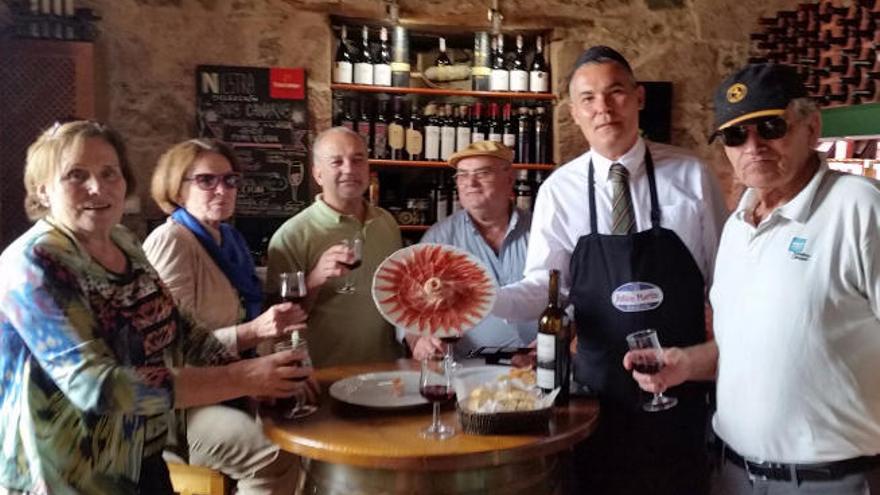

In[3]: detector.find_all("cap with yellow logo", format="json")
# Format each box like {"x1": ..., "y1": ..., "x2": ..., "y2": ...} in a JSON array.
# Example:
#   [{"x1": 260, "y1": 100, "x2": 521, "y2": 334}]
[{"x1": 712, "y1": 63, "x2": 808, "y2": 132}]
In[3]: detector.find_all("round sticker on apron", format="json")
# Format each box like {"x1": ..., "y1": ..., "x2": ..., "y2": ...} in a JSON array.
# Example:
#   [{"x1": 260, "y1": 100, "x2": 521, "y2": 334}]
[{"x1": 610, "y1": 282, "x2": 664, "y2": 313}]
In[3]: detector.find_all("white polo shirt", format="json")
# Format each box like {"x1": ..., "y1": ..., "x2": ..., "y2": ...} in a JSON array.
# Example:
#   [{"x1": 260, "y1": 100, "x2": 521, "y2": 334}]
[{"x1": 711, "y1": 162, "x2": 880, "y2": 463}]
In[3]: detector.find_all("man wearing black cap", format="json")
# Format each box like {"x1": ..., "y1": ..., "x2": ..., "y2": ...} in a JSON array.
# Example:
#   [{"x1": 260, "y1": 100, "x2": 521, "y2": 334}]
[
  {"x1": 493, "y1": 45, "x2": 727, "y2": 494},
  {"x1": 627, "y1": 63, "x2": 880, "y2": 494}
]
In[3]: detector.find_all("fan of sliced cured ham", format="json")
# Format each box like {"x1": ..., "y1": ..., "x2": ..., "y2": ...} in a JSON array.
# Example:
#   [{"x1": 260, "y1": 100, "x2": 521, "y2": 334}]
[{"x1": 372, "y1": 243, "x2": 497, "y2": 339}]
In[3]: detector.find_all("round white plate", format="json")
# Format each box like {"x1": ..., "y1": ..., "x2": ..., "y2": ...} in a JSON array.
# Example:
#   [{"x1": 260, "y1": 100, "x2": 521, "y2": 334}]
[
  {"x1": 372, "y1": 243, "x2": 497, "y2": 339},
  {"x1": 328, "y1": 371, "x2": 428, "y2": 408}
]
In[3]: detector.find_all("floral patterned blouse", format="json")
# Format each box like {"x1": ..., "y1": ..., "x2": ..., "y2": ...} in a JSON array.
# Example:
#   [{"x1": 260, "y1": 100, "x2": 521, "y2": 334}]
[{"x1": 0, "y1": 220, "x2": 233, "y2": 494}]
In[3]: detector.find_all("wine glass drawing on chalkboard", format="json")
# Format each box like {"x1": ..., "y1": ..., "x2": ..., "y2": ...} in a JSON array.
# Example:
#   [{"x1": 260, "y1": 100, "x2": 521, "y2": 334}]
[{"x1": 288, "y1": 161, "x2": 305, "y2": 206}]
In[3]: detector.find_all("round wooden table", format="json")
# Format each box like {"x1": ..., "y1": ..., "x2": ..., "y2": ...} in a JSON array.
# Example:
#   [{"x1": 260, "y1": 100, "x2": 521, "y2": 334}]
[{"x1": 262, "y1": 360, "x2": 600, "y2": 495}]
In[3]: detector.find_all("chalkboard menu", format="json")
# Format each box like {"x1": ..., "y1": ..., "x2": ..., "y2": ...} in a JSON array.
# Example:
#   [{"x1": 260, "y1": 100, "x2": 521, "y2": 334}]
[{"x1": 196, "y1": 65, "x2": 309, "y2": 219}]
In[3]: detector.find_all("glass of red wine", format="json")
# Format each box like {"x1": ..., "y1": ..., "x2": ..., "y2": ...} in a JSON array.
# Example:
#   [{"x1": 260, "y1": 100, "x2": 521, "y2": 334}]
[
  {"x1": 626, "y1": 329, "x2": 677, "y2": 412},
  {"x1": 419, "y1": 355, "x2": 456, "y2": 440},
  {"x1": 278, "y1": 271, "x2": 307, "y2": 304},
  {"x1": 273, "y1": 332, "x2": 317, "y2": 419},
  {"x1": 336, "y1": 236, "x2": 364, "y2": 295}
]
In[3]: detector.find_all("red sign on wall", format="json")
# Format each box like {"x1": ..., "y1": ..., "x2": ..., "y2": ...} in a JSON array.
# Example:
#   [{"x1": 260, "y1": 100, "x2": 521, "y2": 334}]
[{"x1": 269, "y1": 67, "x2": 305, "y2": 100}]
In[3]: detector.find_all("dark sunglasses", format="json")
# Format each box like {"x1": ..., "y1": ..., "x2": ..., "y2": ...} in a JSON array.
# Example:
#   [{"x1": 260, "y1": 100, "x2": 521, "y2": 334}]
[
  {"x1": 184, "y1": 173, "x2": 242, "y2": 190},
  {"x1": 710, "y1": 116, "x2": 789, "y2": 147}
]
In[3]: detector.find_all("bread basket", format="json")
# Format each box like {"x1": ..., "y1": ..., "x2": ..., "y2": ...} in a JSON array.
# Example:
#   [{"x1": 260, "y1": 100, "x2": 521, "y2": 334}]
[{"x1": 458, "y1": 404, "x2": 552, "y2": 435}]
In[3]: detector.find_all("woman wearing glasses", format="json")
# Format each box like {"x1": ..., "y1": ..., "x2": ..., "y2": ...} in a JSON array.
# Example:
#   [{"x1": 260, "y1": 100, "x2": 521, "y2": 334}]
[
  {"x1": 0, "y1": 122, "x2": 311, "y2": 494},
  {"x1": 143, "y1": 138, "x2": 309, "y2": 494}
]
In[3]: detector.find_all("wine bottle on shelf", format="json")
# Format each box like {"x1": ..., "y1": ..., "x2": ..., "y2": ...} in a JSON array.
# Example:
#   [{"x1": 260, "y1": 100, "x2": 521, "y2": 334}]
[
  {"x1": 423, "y1": 104, "x2": 441, "y2": 161},
  {"x1": 374, "y1": 27, "x2": 392, "y2": 87},
  {"x1": 436, "y1": 37, "x2": 452, "y2": 66},
  {"x1": 354, "y1": 25, "x2": 374, "y2": 85},
  {"x1": 434, "y1": 172, "x2": 450, "y2": 223},
  {"x1": 472, "y1": 32, "x2": 491, "y2": 91},
  {"x1": 534, "y1": 106, "x2": 549, "y2": 164},
  {"x1": 340, "y1": 97, "x2": 356, "y2": 130},
  {"x1": 373, "y1": 99, "x2": 390, "y2": 160},
  {"x1": 440, "y1": 104, "x2": 457, "y2": 162},
  {"x1": 501, "y1": 103, "x2": 516, "y2": 151},
  {"x1": 387, "y1": 97, "x2": 406, "y2": 160},
  {"x1": 516, "y1": 106, "x2": 532, "y2": 164},
  {"x1": 471, "y1": 102, "x2": 488, "y2": 143},
  {"x1": 356, "y1": 98, "x2": 373, "y2": 155},
  {"x1": 406, "y1": 103, "x2": 424, "y2": 161},
  {"x1": 487, "y1": 103, "x2": 502, "y2": 143},
  {"x1": 536, "y1": 269, "x2": 571, "y2": 406},
  {"x1": 530, "y1": 35, "x2": 550, "y2": 93},
  {"x1": 456, "y1": 105, "x2": 472, "y2": 152},
  {"x1": 333, "y1": 25, "x2": 354, "y2": 84},
  {"x1": 490, "y1": 34, "x2": 510, "y2": 91},
  {"x1": 509, "y1": 34, "x2": 529, "y2": 92},
  {"x1": 391, "y1": 25, "x2": 411, "y2": 87},
  {"x1": 514, "y1": 169, "x2": 534, "y2": 211}
]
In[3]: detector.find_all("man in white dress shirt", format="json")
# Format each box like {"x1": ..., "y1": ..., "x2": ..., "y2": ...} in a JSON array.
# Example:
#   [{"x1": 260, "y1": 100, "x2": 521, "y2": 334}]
[
  {"x1": 493, "y1": 46, "x2": 727, "y2": 494},
  {"x1": 626, "y1": 63, "x2": 880, "y2": 494}
]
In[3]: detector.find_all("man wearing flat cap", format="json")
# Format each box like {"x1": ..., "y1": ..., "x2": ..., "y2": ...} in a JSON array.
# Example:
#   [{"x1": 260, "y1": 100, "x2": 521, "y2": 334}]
[
  {"x1": 401, "y1": 141, "x2": 536, "y2": 360},
  {"x1": 627, "y1": 63, "x2": 880, "y2": 493},
  {"x1": 493, "y1": 46, "x2": 727, "y2": 494}
]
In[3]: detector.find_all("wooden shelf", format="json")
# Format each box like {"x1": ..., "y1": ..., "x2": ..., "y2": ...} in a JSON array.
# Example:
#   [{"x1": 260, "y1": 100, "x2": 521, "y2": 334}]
[
  {"x1": 370, "y1": 159, "x2": 555, "y2": 170},
  {"x1": 399, "y1": 225, "x2": 430, "y2": 232},
  {"x1": 332, "y1": 83, "x2": 555, "y2": 101}
]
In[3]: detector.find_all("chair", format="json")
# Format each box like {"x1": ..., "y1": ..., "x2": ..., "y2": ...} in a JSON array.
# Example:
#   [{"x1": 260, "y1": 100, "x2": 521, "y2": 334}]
[{"x1": 167, "y1": 461, "x2": 228, "y2": 495}]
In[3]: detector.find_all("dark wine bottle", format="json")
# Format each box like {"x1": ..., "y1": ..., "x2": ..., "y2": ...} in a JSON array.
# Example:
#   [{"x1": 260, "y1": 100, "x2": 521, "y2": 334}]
[
  {"x1": 391, "y1": 25, "x2": 411, "y2": 87},
  {"x1": 373, "y1": 26, "x2": 392, "y2": 87},
  {"x1": 515, "y1": 106, "x2": 532, "y2": 164},
  {"x1": 333, "y1": 25, "x2": 354, "y2": 84},
  {"x1": 387, "y1": 97, "x2": 406, "y2": 160},
  {"x1": 373, "y1": 99, "x2": 390, "y2": 159},
  {"x1": 534, "y1": 106, "x2": 549, "y2": 164},
  {"x1": 423, "y1": 104, "x2": 441, "y2": 161},
  {"x1": 340, "y1": 97, "x2": 356, "y2": 130},
  {"x1": 471, "y1": 102, "x2": 488, "y2": 143},
  {"x1": 487, "y1": 102, "x2": 502, "y2": 143},
  {"x1": 354, "y1": 25, "x2": 374, "y2": 85},
  {"x1": 490, "y1": 34, "x2": 510, "y2": 91},
  {"x1": 529, "y1": 35, "x2": 550, "y2": 93},
  {"x1": 501, "y1": 103, "x2": 516, "y2": 151},
  {"x1": 356, "y1": 98, "x2": 372, "y2": 155},
  {"x1": 405, "y1": 102, "x2": 424, "y2": 161},
  {"x1": 514, "y1": 169, "x2": 533, "y2": 211},
  {"x1": 536, "y1": 269, "x2": 571, "y2": 405},
  {"x1": 509, "y1": 34, "x2": 529, "y2": 92},
  {"x1": 440, "y1": 103, "x2": 457, "y2": 161},
  {"x1": 436, "y1": 37, "x2": 452, "y2": 66},
  {"x1": 456, "y1": 105, "x2": 472, "y2": 152}
]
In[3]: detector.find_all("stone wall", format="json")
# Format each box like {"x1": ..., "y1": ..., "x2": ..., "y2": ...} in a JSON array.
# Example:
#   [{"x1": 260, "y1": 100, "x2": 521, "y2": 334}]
[{"x1": 64, "y1": 0, "x2": 801, "y2": 218}]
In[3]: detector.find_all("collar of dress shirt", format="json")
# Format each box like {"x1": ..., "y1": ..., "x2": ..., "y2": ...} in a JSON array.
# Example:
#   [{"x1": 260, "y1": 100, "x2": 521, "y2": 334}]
[
  {"x1": 588, "y1": 137, "x2": 646, "y2": 187},
  {"x1": 733, "y1": 160, "x2": 828, "y2": 226}
]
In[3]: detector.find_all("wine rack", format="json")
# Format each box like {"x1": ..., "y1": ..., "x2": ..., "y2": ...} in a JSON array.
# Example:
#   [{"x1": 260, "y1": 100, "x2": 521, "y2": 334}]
[{"x1": 748, "y1": 0, "x2": 880, "y2": 107}]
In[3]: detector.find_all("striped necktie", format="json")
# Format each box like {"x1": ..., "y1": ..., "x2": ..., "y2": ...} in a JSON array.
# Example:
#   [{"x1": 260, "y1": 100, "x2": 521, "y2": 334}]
[{"x1": 609, "y1": 163, "x2": 635, "y2": 235}]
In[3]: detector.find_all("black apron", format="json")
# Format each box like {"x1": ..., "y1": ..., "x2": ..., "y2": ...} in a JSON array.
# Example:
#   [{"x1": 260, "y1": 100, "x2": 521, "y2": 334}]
[{"x1": 566, "y1": 149, "x2": 711, "y2": 495}]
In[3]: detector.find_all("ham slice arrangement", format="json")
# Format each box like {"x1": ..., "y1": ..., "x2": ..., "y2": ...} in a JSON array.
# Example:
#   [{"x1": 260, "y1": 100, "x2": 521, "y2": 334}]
[{"x1": 372, "y1": 244, "x2": 497, "y2": 339}]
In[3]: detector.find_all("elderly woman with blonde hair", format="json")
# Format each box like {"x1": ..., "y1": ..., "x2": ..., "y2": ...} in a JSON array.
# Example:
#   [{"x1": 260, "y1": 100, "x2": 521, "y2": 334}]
[
  {"x1": 143, "y1": 138, "x2": 309, "y2": 494},
  {"x1": 0, "y1": 121, "x2": 312, "y2": 494}
]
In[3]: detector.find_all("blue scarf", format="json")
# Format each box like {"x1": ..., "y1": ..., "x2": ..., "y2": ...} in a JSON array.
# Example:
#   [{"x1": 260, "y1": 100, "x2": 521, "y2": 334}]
[{"x1": 171, "y1": 208, "x2": 263, "y2": 322}]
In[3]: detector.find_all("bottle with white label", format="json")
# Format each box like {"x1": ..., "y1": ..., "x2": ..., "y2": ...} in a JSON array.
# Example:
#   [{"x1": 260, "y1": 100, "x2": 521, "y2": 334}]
[
  {"x1": 373, "y1": 27, "x2": 392, "y2": 86},
  {"x1": 456, "y1": 105, "x2": 472, "y2": 152},
  {"x1": 487, "y1": 103, "x2": 502, "y2": 143},
  {"x1": 501, "y1": 103, "x2": 516, "y2": 150},
  {"x1": 536, "y1": 269, "x2": 571, "y2": 405},
  {"x1": 423, "y1": 104, "x2": 441, "y2": 161},
  {"x1": 529, "y1": 35, "x2": 550, "y2": 93},
  {"x1": 354, "y1": 25, "x2": 374, "y2": 85},
  {"x1": 332, "y1": 25, "x2": 354, "y2": 84},
  {"x1": 509, "y1": 34, "x2": 529, "y2": 92},
  {"x1": 440, "y1": 104, "x2": 457, "y2": 161},
  {"x1": 490, "y1": 34, "x2": 510, "y2": 91}
]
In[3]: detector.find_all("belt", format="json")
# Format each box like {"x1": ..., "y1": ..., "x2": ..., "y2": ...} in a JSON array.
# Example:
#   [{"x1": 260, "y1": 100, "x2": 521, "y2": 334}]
[{"x1": 722, "y1": 443, "x2": 880, "y2": 483}]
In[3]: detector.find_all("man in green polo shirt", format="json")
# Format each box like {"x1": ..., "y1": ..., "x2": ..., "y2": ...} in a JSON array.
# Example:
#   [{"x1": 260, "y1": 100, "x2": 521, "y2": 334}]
[{"x1": 267, "y1": 127, "x2": 403, "y2": 367}]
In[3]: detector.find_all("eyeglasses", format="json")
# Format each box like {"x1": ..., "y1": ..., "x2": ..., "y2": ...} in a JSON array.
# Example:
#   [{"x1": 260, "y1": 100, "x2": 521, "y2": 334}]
[
  {"x1": 452, "y1": 167, "x2": 509, "y2": 182},
  {"x1": 184, "y1": 173, "x2": 242, "y2": 190},
  {"x1": 711, "y1": 116, "x2": 789, "y2": 147}
]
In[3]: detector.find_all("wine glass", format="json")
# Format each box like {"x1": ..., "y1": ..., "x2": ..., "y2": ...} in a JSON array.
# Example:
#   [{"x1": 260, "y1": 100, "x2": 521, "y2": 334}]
[
  {"x1": 278, "y1": 271, "x2": 307, "y2": 304},
  {"x1": 626, "y1": 329, "x2": 677, "y2": 412},
  {"x1": 336, "y1": 236, "x2": 363, "y2": 295},
  {"x1": 419, "y1": 355, "x2": 456, "y2": 440},
  {"x1": 273, "y1": 332, "x2": 317, "y2": 419}
]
